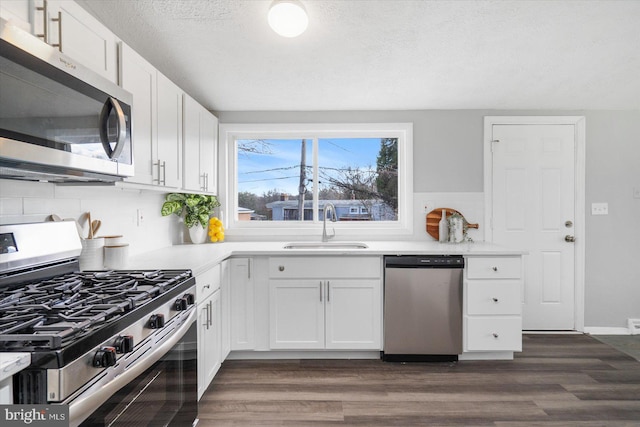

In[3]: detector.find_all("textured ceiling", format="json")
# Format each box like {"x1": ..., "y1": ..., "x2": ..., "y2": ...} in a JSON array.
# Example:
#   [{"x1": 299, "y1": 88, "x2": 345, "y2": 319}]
[{"x1": 76, "y1": 0, "x2": 640, "y2": 112}]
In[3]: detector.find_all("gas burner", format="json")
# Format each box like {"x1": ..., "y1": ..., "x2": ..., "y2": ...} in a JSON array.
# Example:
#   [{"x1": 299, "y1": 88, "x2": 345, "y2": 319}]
[{"x1": 0, "y1": 269, "x2": 193, "y2": 350}]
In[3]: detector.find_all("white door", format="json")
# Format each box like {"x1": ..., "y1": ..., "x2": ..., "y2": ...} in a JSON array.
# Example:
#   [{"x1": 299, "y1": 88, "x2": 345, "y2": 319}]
[
  {"x1": 269, "y1": 280, "x2": 325, "y2": 349},
  {"x1": 490, "y1": 123, "x2": 576, "y2": 330},
  {"x1": 325, "y1": 279, "x2": 381, "y2": 350}
]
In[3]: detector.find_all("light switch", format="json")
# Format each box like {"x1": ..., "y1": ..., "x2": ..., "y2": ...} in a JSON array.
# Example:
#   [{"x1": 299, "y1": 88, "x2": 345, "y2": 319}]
[{"x1": 591, "y1": 202, "x2": 608, "y2": 215}]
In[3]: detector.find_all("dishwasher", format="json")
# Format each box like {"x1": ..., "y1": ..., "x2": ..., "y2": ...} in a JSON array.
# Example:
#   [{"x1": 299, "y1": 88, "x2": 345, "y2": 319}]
[{"x1": 382, "y1": 255, "x2": 464, "y2": 362}]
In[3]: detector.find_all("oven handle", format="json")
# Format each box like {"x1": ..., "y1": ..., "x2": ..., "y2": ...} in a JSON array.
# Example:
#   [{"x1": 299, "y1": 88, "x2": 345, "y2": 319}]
[{"x1": 68, "y1": 308, "x2": 196, "y2": 427}]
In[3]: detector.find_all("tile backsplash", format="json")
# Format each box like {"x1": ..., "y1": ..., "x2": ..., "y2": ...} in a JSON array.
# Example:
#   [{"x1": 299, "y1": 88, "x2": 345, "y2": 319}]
[{"x1": 0, "y1": 179, "x2": 180, "y2": 256}]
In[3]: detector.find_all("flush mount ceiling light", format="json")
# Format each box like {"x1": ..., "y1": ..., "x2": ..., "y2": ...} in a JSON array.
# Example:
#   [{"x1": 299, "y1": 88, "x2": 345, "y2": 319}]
[{"x1": 268, "y1": 0, "x2": 308, "y2": 38}]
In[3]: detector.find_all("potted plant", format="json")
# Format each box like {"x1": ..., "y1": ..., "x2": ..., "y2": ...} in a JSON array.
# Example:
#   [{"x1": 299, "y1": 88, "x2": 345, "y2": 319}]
[{"x1": 161, "y1": 193, "x2": 220, "y2": 244}]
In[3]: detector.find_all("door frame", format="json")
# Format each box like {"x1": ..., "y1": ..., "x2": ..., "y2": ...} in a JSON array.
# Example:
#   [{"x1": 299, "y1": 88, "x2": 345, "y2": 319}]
[{"x1": 483, "y1": 116, "x2": 586, "y2": 332}]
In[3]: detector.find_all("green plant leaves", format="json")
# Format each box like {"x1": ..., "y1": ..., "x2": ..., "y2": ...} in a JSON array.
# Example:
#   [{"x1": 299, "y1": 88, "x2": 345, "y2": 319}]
[{"x1": 160, "y1": 193, "x2": 221, "y2": 228}]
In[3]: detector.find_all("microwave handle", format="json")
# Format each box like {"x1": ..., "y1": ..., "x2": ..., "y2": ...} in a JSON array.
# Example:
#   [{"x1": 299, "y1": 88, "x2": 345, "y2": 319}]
[{"x1": 99, "y1": 97, "x2": 127, "y2": 160}]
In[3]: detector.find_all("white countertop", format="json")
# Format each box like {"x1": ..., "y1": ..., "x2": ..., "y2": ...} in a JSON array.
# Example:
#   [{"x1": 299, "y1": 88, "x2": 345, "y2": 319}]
[
  {"x1": 0, "y1": 353, "x2": 30, "y2": 382},
  {"x1": 128, "y1": 240, "x2": 525, "y2": 276}
]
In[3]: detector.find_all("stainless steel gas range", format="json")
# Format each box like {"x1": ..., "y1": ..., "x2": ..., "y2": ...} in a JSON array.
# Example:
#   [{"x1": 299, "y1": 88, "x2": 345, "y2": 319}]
[{"x1": 0, "y1": 222, "x2": 198, "y2": 427}]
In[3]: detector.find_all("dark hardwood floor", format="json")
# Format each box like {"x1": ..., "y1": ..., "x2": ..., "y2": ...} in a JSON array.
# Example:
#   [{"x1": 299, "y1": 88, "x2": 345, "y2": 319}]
[{"x1": 198, "y1": 334, "x2": 640, "y2": 426}]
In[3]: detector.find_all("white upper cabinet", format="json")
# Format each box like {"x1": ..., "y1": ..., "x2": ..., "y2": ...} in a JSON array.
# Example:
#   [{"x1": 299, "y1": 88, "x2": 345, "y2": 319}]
[
  {"x1": 47, "y1": 0, "x2": 118, "y2": 82},
  {"x1": 156, "y1": 72, "x2": 183, "y2": 188},
  {"x1": 0, "y1": 0, "x2": 36, "y2": 33},
  {"x1": 120, "y1": 43, "x2": 157, "y2": 186},
  {"x1": 120, "y1": 43, "x2": 183, "y2": 188},
  {"x1": 183, "y1": 94, "x2": 218, "y2": 194},
  {"x1": 1, "y1": 0, "x2": 118, "y2": 82}
]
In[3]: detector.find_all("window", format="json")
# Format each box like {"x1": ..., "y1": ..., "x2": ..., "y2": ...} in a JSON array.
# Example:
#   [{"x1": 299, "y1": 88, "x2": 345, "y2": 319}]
[{"x1": 219, "y1": 123, "x2": 413, "y2": 237}]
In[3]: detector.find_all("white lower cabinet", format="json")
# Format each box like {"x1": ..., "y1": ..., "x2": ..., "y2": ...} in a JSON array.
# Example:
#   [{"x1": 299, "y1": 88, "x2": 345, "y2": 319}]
[
  {"x1": 229, "y1": 257, "x2": 255, "y2": 351},
  {"x1": 196, "y1": 265, "x2": 222, "y2": 400},
  {"x1": 463, "y1": 256, "x2": 523, "y2": 356},
  {"x1": 268, "y1": 257, "x2": 382, "y2": 351}
]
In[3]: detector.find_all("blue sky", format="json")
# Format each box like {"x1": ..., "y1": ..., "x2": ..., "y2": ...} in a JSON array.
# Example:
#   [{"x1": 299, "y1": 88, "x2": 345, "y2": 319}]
[{"x1": 237, "y1": 138, "x2": 382, "y2": 196}]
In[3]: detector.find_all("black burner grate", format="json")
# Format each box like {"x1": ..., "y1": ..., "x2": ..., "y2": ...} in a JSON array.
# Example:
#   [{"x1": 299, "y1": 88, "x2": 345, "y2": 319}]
[{"x1": 0, "y1": 269, "x2": 191, "y2": 350}]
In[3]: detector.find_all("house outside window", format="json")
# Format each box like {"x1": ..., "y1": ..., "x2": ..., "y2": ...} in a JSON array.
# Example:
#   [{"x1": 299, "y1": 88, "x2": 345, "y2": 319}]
[{"x1": 219, "y1": 123, "x2": 413, "y2": 238}]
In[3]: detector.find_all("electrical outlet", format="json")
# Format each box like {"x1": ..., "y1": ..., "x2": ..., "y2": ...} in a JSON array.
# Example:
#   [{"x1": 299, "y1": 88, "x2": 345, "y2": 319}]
[
  {"x1": 591, "y1": 202, "x2": 608, "y2": 215},
  {"x1": 136, "y1": 209, "x2": 144, "y2": 226}
]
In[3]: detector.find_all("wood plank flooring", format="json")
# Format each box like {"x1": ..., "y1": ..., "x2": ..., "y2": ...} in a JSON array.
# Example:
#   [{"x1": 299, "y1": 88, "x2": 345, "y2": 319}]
[{"x1": 198, "y1": 334, "x2": 640, "y2": 426}]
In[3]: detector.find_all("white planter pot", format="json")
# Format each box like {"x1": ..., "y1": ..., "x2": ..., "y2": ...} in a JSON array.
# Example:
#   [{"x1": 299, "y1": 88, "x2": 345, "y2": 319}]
[{"x1": 188, "y1": 223, "x2": 208, "y2": 244}]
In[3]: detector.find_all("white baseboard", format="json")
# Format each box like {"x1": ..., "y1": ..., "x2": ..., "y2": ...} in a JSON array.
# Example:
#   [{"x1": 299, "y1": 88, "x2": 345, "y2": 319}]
[{"x1": 584, "y1": 327, "x2": 631, "y2": 335}]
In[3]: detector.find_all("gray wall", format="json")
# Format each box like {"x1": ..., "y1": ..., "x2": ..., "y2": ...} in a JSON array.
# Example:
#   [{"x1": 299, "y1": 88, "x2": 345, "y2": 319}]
[{"x1": 217, "y1": 109, "x2": 640, "y2": 330}]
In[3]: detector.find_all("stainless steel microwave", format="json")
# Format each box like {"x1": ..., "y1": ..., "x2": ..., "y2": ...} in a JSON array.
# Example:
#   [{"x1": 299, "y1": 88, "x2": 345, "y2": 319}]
[{"x1": 0, "y1": 18, "x2": 133, "y2": 183}]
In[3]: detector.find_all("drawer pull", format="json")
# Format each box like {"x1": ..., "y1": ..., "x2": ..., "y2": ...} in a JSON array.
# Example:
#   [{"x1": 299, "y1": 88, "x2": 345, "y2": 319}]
[
  {"x1": 279, "y1": 266, "x2": 285, "y2": 271},
  {"x1": 492, "y1": 332, "x2": 499, "y2": 338},
  {"x1": 203, "y1": 284, "x2": 210, "y2": 289},
  {"x1": 492, "y1": 297, "x2": 499, "y2": 303},
  {"x1": 492, "y1": 266, "x2": 498, "y2": 272}
]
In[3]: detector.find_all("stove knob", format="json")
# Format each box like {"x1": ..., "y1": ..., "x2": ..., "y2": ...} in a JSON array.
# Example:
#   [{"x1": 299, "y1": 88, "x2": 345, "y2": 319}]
[
  {"x1": 93, "y1": 346, "x2": 117, "y2": 368},
  {"x1": 149, "y1": 313, "x2": 165, "y2": 329},
  {"x1": 184, "y1": 293, "x2": 195, "y2": 305},
  {"x1": 114, "y1": 335, "x2": 134, "y2": 353},
  {"x1": 174, "y1": 297, "x2": 188, "y2": 311}
]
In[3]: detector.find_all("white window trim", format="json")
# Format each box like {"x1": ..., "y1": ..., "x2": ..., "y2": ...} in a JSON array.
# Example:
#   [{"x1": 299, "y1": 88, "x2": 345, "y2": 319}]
[{"x1": 218, "y1": 123, "x2": 413, "y2": 239}]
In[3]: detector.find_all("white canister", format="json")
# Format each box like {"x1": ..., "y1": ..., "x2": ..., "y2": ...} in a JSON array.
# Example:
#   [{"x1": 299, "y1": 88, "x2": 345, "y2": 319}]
[
  {"x1": 98, "y1": 235, "x2": 125, "y2": 246},
  {"x1": 104, "y1": 244, "x2": 130, "y2": 270},
  {"x1": 79, "y1": 237, "x2": 105, "y2": 271}
]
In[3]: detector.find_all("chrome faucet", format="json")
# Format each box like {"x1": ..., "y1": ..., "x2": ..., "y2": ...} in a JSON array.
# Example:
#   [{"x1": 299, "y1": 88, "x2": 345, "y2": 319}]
[{"x1": 321, "y1": 202, "x2": 337, "y2": 242}]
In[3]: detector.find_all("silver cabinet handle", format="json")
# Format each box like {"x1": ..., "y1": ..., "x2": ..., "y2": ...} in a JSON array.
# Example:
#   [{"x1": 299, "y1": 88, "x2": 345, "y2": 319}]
[
  {"x1": 208, "y1": 301, "x2": 213, "y2": 327},
  {"x1": 492, "y1": 297, "x2": 499, "y2": 303},
  {"x1": 319, "y1": 281, "x2": 323, "y2": 302},
  {"x1": 35, "y1": 0, "x2": 48, "y2": 41},
  {"x1": 492, "y1": 266, "x2": 498, "y2": 272},
  {"x1": 565, "y1": 235, "x2": 575, "y2": 243},
  {"x1": 492, "y1": 333, "x2": 499, "y2": 338},
  {"x1": 153, "y1": 161, "x2": 161, "y2": 184},
  {"x1": 279, "y1": 266, "x2": 285, "y2": 272},
  {"x1": 327, "y1": 280, "x2": 330, "y2": 302},
  {"x1": 205, "y1": 301, "x2": 211, "y2": 329},
  {"x1": 161, "y1": 160, "x2": 166, "y2": 185},
  {"x1": 51, "y1": 11, "x2": 62, "y2": 52}
]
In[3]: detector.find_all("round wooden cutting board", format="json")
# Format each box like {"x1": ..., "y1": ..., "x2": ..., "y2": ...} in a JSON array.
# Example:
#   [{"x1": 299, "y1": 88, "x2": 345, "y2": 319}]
[{"x1": 426, "y1": 208, "x2": 479, "y2": 240}]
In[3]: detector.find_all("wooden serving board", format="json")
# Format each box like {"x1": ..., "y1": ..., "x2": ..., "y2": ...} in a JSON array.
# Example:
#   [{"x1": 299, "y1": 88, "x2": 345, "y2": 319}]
[{"x1": 426, "y1": 208, "x2": 479, "y2": 240}]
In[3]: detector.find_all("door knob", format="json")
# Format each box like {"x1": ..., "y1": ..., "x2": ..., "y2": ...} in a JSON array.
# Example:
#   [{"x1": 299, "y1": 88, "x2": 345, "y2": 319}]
[{"x1": 565, "y1": 235, "x2": 575, "y2": 242}]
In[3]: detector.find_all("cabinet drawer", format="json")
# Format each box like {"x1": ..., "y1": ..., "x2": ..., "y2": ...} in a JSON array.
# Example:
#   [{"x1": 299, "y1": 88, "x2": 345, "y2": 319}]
[
  {"x1": 466, "y1": 281, "x2": 521, "y2": 315},
  {"x1": 269, "y1": 257, "x2": 381, "y2": 279},
  {"x1": 197, "y1": 264, "x2": 221, "y2": 301},
  {"x1": 465, "y1": 316, "x2": 522, "y2": 351},
  {"x1": 466, "y1": 257, "x2": 521, "y2": 279}
]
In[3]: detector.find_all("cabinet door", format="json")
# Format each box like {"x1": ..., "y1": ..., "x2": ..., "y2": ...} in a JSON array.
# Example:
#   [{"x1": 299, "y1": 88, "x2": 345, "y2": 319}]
[
  {"x1": 0, "y1": 0, "x2": 34, "y2": 33},
  {"x1": 197, "y1": 291, "x2": 221, "y2": 400},
  {"x1": 48, "y1": 0, "x2": 118, "y2": 82},
  {"x1": 182, "y1": 94, "x2": 201, "y2": 191},
  {"x1": 230, "y1": 258, "x2": 255, "y2": 350},
  {"x1": 199, "y1": 110, "x2": 217, "y2": 194},
  {"x1": 220, "y1": 260, "x2": 231, "y2": 360},
  {"x1": 156, "y1": 72, "x2": 183, "y2": 188},
  {"x1": 325, "y1": 279, "x2": 381, "y2": 350},
  {"x1": 269, "y1": 280, "x2": 325, "y2": 350},
  {"x1": 120, "y1": 42, "x2": 156, "y2": 185}
]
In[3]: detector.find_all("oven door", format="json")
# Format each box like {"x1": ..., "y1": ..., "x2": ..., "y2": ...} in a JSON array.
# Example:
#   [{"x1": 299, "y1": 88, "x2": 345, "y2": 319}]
[{"x1": 69, "y1": 309, "x2": 197, "y2": 427}]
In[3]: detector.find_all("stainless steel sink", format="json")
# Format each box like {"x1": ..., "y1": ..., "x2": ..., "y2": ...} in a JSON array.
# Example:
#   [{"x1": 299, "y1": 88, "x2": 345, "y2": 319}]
[{"x1": 283, "y1": 242, "x2": 369, "y2": 250}]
